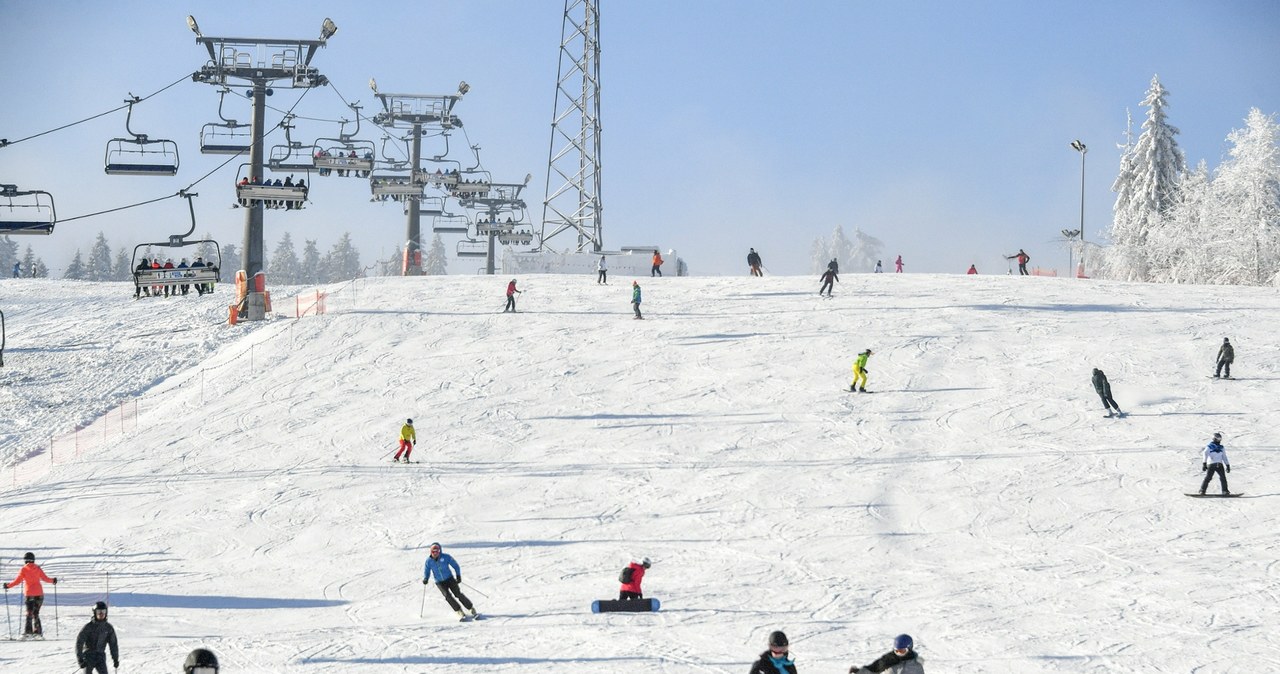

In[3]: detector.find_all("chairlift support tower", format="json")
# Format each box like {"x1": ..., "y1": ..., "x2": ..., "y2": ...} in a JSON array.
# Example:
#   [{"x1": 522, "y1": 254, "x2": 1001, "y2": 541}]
[
  {"x1": 539, "y1": 0, "x2": 603, "y2": 254},
  {"x1": 459, "y1": 178, "x2": 532, "y2": 274},
  {"x1": 187, "y1": 15, "x2": 336, "y2": 321},
  {"x1": 369, "y1": 83, "x2": 467, "y2": 275}
]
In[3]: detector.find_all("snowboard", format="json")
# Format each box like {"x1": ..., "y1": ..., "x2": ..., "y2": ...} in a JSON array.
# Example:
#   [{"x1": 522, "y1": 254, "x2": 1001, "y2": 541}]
[
  {"x1": 1185, "y1": 493, "x2": 1243, "y2": 498},
  {"x1": 1208, "y1": 376, "x2": 1235, "y2": 380},
  {"x1": 592, "y1": 598, "x2": 660, "y2": 613}
]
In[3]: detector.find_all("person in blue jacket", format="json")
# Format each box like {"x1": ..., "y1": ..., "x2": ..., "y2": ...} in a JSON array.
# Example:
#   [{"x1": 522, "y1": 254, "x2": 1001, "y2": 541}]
[{"x1": 422, "y1": 542, "x2": 478, "y2": 620}]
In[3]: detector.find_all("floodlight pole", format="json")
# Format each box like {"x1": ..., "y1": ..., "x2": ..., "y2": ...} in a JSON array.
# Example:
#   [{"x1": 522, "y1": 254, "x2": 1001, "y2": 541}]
[{"x1": 1071, "y1": 140, "x2": 1087, "y2": 275}]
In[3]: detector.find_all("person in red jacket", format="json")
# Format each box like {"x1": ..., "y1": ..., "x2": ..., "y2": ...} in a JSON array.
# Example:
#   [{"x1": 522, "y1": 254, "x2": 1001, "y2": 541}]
[
  {"x1": 967, "y1": 264, "x2": 978, "y2": 275},
  {"x1": 4, "y1": 551, "x2": 57, "y2": 638},
  {"x1": 503, "y1": 279, "x2": 522, "y2": 313},
  {"x1": 619, "y1": 557, "x2": 650, "y2": 600}
]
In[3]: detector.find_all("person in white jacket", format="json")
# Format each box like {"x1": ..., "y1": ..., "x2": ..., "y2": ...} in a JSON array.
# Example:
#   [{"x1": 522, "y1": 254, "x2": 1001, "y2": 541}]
[
  {"x1": 1199, "y1": 432, "x2": 1231, "y2": 495},
  {"x1": 597, "y1": 256, "x2": 608, "y2": 285}
]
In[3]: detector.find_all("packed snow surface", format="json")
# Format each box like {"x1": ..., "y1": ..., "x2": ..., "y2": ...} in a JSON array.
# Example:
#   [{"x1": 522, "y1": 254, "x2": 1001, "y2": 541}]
[{"x1": 2, "y1": 273, "x2": 1278, "y2": 673}]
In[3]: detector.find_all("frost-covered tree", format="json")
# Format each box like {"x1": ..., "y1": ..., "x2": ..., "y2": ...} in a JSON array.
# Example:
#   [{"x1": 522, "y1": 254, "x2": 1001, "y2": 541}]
[
  {"x1": 321, "y1": 233, "x2": 362, "y2": 281},
  {"x1": 0, "y1": 236, "x2": 18, "y2": 277},
  {"x1": 21, "y1": 246, "x2": 47, "y2": 278},
  {"x1": 1212, "y1": 108, "x2": 1280, "y2": 284},
  {"x1": 382, "y1": 245, "x2": 403, "y2": 277},
  {"x1": 1108, "y1": 75, "x2": 1187, "y2": 281},
  {"x1": 300, "y1": 239, "x2": 321, "y2": 285},
  {"x1": 809, "y1": 224, "x2": 882, "y2": 273},
  {"x1": 423, "y1": 234, "x2": 448, "y2": 275},
  {"x1": 269, "y1": 232, "x2": 302, "y2": 284},
  {"x1": 113, "y1": 248, "x2": 132, "y2": 281},
  {"x1": 87, "y1": 232, "x2": 114, "y2": 281},
  {"x1": 220, "y1": 243, "x2": 241, "y2": 278},
  {"x1": 64, "y1": 249, "x2": 87, "y2": 280},
  {"x1": 1147, "y1": 161, "x2": 1217, "y2": 283}
]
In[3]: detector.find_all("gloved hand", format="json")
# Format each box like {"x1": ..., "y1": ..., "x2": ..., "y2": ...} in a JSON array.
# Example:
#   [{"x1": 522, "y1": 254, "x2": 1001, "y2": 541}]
[
  {"x1": 422, "y1": 578, "x2": 429, "y2": 585},
  {"x1": 1226, "y1": 465, "x2": 1231, "y2": 473},
  {"x1": 51, "y1": 578, "x2": 57, "y2": 584},
  {"x1": 114, "y1": 658, "x2": 119, "y2": 668},
  {"x1": 455, "y1": 574, "x2": 461, "y2": 584},
  {"x1": 1202, "y1": 463, "x2": 1208, "y2": 472},
  {"x1": 2, "y1": 583, "x2": 8, "y2": 590}
]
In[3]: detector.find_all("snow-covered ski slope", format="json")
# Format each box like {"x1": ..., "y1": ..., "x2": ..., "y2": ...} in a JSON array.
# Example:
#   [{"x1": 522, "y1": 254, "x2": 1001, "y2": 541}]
[{"x1": 2, "y1": 273, "x2": 1278, "y2": 673}]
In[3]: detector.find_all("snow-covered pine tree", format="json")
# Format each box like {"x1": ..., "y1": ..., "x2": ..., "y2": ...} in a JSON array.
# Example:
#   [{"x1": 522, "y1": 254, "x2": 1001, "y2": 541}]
[
  {"x1": 21, "y1": 246, "x2": 45, "y2": 277},
  {"x1": 300, "y1": 239, "x2": 321, "y2": 285},
  {"x1": 113, "y1": 248, "x2": 132, "y2": 281},
  {"x1": 321, "y1": 233, "x2": 362, "y2": 281},
  {"x1": 0, "y1": 236, "x2": 18, "y2": 276},
  {"x1": 1108, "y1": 75, "x2": 1187, "y2": 281},
  {"x1": 220, "y1": 243, "x2": 241, "y2": 277},
  {"x1": 64, "y1": 249, "x2": 87, "y2": 280},
  {"x1": 87, "y1": 232, "x2": 114, "y2": 281},
  {"x1": 1212, "y1": 108, "x2": 1280, "y2": 285},
  {"x1": 269, "y1": 232, "x2": 302, "y2": 284},
  {"x1": 423, "y1": 234, "x2": 448, "y2": 275},
  {"x1": 847, "y1": 228, "x2": 885, "y2": 272}
]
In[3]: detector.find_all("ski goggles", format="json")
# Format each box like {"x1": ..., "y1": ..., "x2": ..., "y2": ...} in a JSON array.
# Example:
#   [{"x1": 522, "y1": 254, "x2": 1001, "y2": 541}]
[{"x1": 770, "y1": 646, "x2": 789, "y2": 655}]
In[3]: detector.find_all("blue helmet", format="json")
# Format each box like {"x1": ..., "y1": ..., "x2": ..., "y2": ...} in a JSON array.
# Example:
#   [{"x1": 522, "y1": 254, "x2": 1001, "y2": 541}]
[{"x1": 893, "y1": 634, "x2": 913, "y2": 651}]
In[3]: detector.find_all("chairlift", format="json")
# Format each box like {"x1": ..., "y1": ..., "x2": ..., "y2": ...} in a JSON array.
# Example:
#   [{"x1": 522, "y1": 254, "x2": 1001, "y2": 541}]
[
  {"x1": 200, "y1": 88, "x2": 252, "y2": 155},
  {"x1": 456, "y1": 239, "x2": 488, "y2": 258},
  {"x1": 474, "y1": 217, "x2": 512, "y2": 237},
  {"x1": 267, "y1": 114, "x2": 316, "y2": 173},
  {"x1": 450, "y1": 168, "x2": 493, "y2": 196},
  {"x1": 235, "y1": 164, "x2": 309, "y2": 210},
  {"x1": 314, "y1": 107, "x2": 375, "y2": 177},
  {"x1": 432, "y1": 212, "x2": 471, "y2": 235},
  {"x1": 369, "y1": 166, "x2": 424, "y2": 198},
  {"x1": 498, "y1": 229, "x2": 535, "y2": 246},
  {"x1": 104, "y1": 96, "x2": 180, "y2": 176},
  {"x1": 130, "y1": 192, "x2": 222, "y2": 297},
  {"x1": 0, "y1": 183, "x2": 56, "y2": 235}
]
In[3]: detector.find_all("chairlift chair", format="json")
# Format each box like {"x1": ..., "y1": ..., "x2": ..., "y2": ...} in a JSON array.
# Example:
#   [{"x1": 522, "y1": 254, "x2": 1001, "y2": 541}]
[
  {"x1": 498, "y1": 229, "x2": 535, "y2": 247},
  {"x1": 104, "y1": 97, "x2": 180, "y2": 176},
  {"x1": 313, "y1": 138, "x2": 375, "y2": 176},
  {"x1": 200, "y1": 122, "x2": 252, "y2": 154},
  {"x1": 0, "y1": 183, "x2": 56, "y2": 235},
  {"x1": 130, "y1": 192, "x2": 222, "y2": 297},
  {"x1": 235, "y1": 164, "x2": 308, "y2": 210},
  {"x1": 432, "y1": 213, "x2": 471, "y2": 235},
  {"x1": 456, "y1": 239, "x2": 488, "y2": 258}
]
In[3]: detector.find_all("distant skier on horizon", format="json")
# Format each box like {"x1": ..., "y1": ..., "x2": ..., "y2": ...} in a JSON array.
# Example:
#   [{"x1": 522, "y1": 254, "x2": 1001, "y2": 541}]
[
  {"x1": 651, "y1": 250, "x2": 664, "y2": 277},
  {"x1": 597, "y1": 255, "x2": 608, "y2": 285},
  {"x1": 631, "y1": 281, "x2": 643, "y2": 319},
  {"x1": 1091, "y1": 368, "x2": 1123, "y2": 418},
  {"x1": 851, "y1": 349, "x2": 872, "y2": 392},
  {"x1": 828, "y1": 258, "x2": 840, "y2": 274},
  {"x1": 894, "y1": 255, "x2": 904, "y2": 273},
  {"x1": 1199, "y1": 432, "x2": 1231, "y2": 495},
  {"x1": 1215, "y1": 338, "x2": 1234, "y2": 379},
  {"x1": 875, "y1": 260, "x2": 883, "y2": 273},
  {"x1": 1006, "y1": 249, "x2": 1030, "y2": 275},
  {"x1": 819, "y1": 268, "x2": 839, "y2": 297},
  {"x1": 748, "y1": 248, "x2": 763, "y2": 277},
  {"x1": 967, "y1": 264, "x2": 978, "y2": 275},
  {"x1": 504, "y1": 279, "x2": 522, "y2": 313}
]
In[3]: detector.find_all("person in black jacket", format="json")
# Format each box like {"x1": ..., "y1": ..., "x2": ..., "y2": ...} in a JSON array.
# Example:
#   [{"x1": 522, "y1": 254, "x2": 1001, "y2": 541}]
[
  {"x1": 1091, "y1": 368, "x2": 1123, "y2": 418},
  {"x1": 749, "y1": 630, "x2": 798, "y2": 674},
  {"x1": 748, "y1": 249, "x2": 763, "y2": 277},
  {"x1": 819, "y1": 269, "x2": 839, "y2": 297},
  {"x1": 1215, "y1": 338, "x2": 1234, "y2": 378},
  {"x1": 849, "y1": 634, "x2": 925, "y2": 673},
  {"x1": 75, "y1": 601, "x2": 119, "y2": 674}
]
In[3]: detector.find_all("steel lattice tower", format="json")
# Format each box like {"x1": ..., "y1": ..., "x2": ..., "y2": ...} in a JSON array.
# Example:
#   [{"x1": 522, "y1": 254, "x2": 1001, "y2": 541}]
[{"x1": 538, "y1": 0, "x2": 603, "y2": 253}]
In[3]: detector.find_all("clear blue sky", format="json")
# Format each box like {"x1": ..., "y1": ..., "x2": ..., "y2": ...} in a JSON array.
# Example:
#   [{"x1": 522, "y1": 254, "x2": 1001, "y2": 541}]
[{"x1": 2, "y1": 0, "x2": 1278, "y2": 276}]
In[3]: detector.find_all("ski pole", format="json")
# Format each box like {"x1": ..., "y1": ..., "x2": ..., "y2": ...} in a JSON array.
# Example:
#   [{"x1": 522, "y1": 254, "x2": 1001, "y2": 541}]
[
  {"x1": 4, "y1": 570, "x2": 11, "y2": 641},
  {"x1": 419, "y1": 582, "x2": 427, "y2": 618},
  {"x1": 460, "y1": 581, "x2": 489, "y2": 599},
  {"x1": 53, "y1": 580, "x2": 59, "y2": 639}
]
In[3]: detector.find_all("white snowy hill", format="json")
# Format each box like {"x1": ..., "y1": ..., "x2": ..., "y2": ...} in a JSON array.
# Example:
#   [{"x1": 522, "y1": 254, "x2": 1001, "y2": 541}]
[{"x1": 2, "y1": 273, "x2": 1277, "y2": 673}]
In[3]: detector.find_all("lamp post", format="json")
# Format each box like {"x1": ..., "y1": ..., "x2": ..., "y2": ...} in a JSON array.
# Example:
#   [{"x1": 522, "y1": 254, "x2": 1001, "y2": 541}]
[{"x1": 1070, "y1": 140, "x2": 1087, "y2": 276}]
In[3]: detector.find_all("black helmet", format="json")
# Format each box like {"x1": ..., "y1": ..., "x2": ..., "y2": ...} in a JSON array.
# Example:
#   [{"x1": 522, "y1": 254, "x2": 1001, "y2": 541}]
[
  {"x1": 768, "y1": 630, "x2": 789, "y2": 648},
  {"x1": 406, "y1": 418, "x2": 413, "y2": 425},
  {"x1": 184, "y1": 648, "x2": 219, "y2": 673},
  {"x1": 23, "y1": 552, "x2": 34, "y2": 563},
  {"x1": 894, "y1": 634, "x2": 914, "y2": 651},
  {"x1": 93, "y1": 601, "x2": 108, "y2": 618}
]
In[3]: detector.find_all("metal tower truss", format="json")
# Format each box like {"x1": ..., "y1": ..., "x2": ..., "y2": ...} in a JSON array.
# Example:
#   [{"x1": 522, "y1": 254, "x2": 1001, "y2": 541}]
[{"x1": 539, "y1": 0, "x2": 603, "y2": 254}]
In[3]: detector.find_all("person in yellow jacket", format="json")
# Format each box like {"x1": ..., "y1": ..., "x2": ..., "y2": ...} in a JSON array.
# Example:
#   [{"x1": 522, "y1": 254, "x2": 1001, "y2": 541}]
[
  {"x1": 851, "y1": 349, "x2": 872, "y2": 393},
  {"x1": 394, "y1": 418, "x2": 416, "y2": 463}
]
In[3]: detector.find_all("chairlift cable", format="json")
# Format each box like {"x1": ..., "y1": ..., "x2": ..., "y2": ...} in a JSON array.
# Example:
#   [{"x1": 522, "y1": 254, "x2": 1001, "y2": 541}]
[{"x1": 0, "y1": 73, "x2": 190, "y2": 149}]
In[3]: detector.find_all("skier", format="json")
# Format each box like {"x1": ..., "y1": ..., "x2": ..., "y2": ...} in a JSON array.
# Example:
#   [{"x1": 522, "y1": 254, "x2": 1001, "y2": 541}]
[
  {"x1": 13, "y1": 261, "x2": 20, "y2": 278},
  {"x1": 848, "y1": 634, "x2": 925, "y2": 673},
  {"x1": 184, "y1": 648, "x2": 219, "y2": 673},
  {"x1": 966, "y1": 264, "x2": 977, "y2": 275},
  {"x1": 1091, "y1": 368, "x2": 1123, "y2": 417},
  {"x1": 504, "y1": 279, "x2": 522, "y2": 313},
  {"x1": 618, "y1": 557, "x2": 650, "y2": 600},
  {"x1": 1006, "y1": 249, "x2": 1030, "y2": 275},
  {"x1": 75, "y1": 601, "x2": 119, "y2": 674},
  {"x1": 748, "y1": 248, "x2": 763, "y2": 277},
  {"x1": 851, "y1": 349, "x2": 872, "y2": 393},
  {"x1": 875, "y1": 260, "x2": 883, "y2": 273},
  {"x1": 3, "y1": 551, "x2": 57, "y2": 638},
  {"x1": 828, "y1": 258, "x2": 840, "y2": 274},
  {"x1": 749, "y1": 630, "x2": 797, "y2": 674},
  {"x1": 394, "y1": 418, "x2": 415, "y2": 463},
  {"x1": 651, "y1": 250, "x2": 664, "y2": 277},
  {"x1": 597, "y1": 255, "x2": 608, "y2": 284},
  {"x1": 1199, "y1": 432, "x2": 1231, "y2": 496},
  {"x1": 422, "y1": 542, "x2": 478, "y2": 621},
  {"x1": 819, "y1": 268, "x2": 839, "y2": 297},
  {"x1": 632, "y1": 281, "x2": 643, "y2": 320},
  {"x1": 1215, "y1": 337, "x2": 1234, "y2": 379},
  {"x1": 894, "y1": 255, "x2": 904, "y2": 273}
]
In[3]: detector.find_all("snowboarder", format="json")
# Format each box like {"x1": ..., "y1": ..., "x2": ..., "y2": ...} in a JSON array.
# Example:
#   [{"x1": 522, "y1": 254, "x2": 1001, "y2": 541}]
[
  {"x1": 651, "y1": 250, "x2": 664, "y2": 277},
  {"x1": 1091, "y1": 368, "x2": 1123, "y2": 417},
  {"x1": 851, "y1": 349, "x2": 872, "y2": 392},
  {"x1": 894, "y1": 255, "x2": 904, "y2": 273},
  {"x1": 966, "y1": 264, "x2": 978, "y2": 275},
  {"x1": 819, "y1": 268, "x2": 839, "y2": 297},
  {"x1": 183, "y1": 648, "x2": 219, "y2": 673},
  {"x1": 618, "y1": 557, "x2": 650, "y2": 600},
  {"x1": 849, "y1": 634, "x2": 925, "y2": 673},
  {"x1": 504, "y1": 279, "x2": 522, "y2": 313},
  {"x1": 1199, "y1": 432, "x2": 1231, "y2": 496},
  {"x1": 394, "y1": 419, "x2": 415, "y2": 463},
  {"x1": 1215, "y1": 337, "x2": 1234, "y2": 378},
  {"x1": 597, "y1": 255, "x2": 608, "y2": 284},
  {"x1": 748, "y1": 249, "x2": 764, "y2": 277},
  {"x1": 75, "y1": 601, "x2": 119, "y2": 674},
  {"x1": 875, "y1": 260, "x2": 883, "y2": 273},
  {"x1": 631, "y1": 281, "x2": 643, "y2": 319},
  {"x1": 1006, "y1": 249, "x2": 1030, "y2": 275},
  {"x1": 422, "y1": 542, "x2": 478, "y2": 621},
  {"x1": 750, "y1": 630, "x2": 797, "y2": 674},
  {"x1": 12, "y1": 261, "x2": 20, "y2": 278},
  {"x1": 3, "y1": 551, "x2": 57, "y2": 638}
]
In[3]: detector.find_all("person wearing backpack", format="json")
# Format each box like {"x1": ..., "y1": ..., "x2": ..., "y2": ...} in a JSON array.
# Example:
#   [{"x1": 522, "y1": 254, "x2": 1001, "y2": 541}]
[{"x1": 618, "y1": 557, "x2": 651, "y2": 600}]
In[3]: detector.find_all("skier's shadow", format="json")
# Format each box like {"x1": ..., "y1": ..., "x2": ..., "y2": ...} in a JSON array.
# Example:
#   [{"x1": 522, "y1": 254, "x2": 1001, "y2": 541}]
[{"x1": 54, "y1": 591, "x2": 346, "y2": 610}]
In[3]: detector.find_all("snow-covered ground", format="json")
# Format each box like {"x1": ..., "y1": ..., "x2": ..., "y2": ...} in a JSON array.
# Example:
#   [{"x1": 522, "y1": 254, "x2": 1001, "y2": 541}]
[{"x1": 2, "y1": 272, "x2": 1278, "y2": 673}]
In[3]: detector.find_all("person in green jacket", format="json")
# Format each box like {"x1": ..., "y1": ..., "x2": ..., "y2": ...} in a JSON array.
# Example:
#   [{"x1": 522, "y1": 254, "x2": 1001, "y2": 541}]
[
  {"x1": 631, "y1": 281, "x2": 643, "y2": 320},
  {"x1": 851, "y1": 349, "x2": 872, "y2": 392}
]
